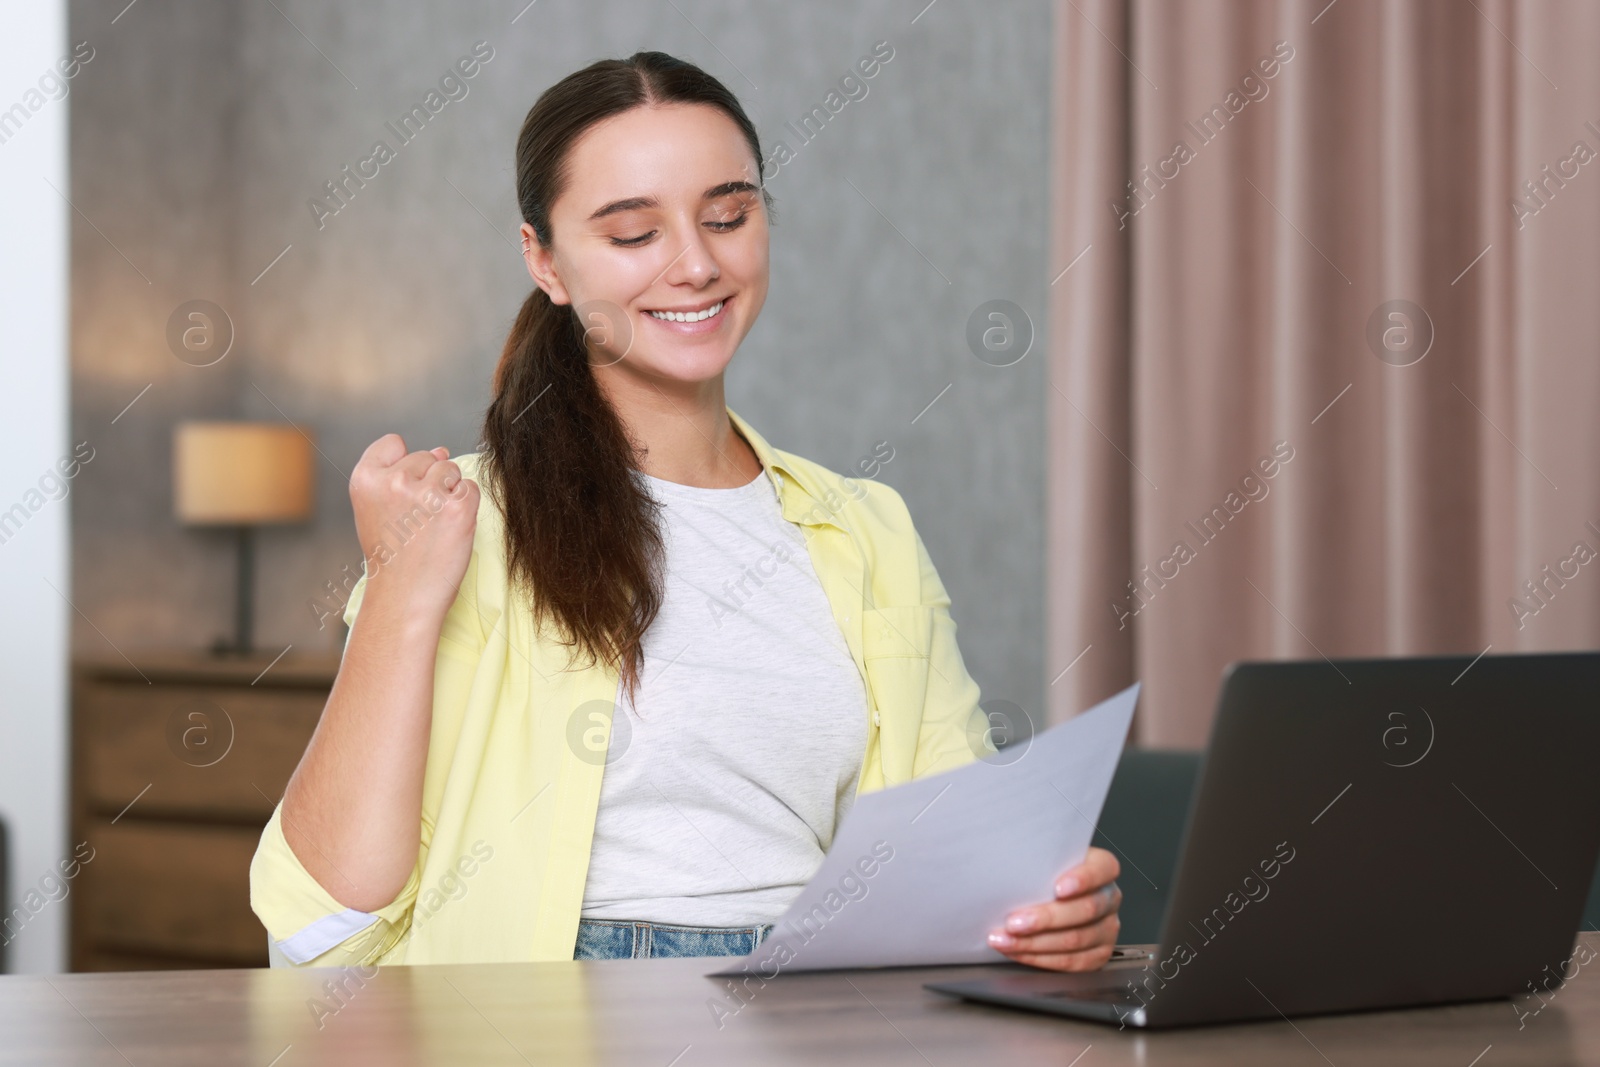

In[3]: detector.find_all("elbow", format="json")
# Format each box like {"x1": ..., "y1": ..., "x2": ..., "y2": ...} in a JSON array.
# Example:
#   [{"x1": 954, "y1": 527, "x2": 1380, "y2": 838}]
[{"x1": 279, "y1": 818, "x2": 413, "y2": 914}]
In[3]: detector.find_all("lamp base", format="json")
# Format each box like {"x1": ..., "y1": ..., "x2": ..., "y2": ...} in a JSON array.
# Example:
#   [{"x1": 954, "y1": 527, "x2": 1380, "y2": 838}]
[{"x1": 207, "y1": 525, "x2": 256, "y2": 656}]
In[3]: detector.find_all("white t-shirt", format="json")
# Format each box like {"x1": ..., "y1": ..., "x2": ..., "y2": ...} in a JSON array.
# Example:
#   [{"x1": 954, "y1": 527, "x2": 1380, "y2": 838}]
[{"x1": 578, "y1": 466, "x2": 870, "y2": 926}]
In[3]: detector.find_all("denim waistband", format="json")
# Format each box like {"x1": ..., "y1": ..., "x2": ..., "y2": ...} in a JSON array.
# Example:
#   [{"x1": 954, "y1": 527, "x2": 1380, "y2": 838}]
[{"x1": 574, "y1": 918, "x2": 776, "y2": 960}]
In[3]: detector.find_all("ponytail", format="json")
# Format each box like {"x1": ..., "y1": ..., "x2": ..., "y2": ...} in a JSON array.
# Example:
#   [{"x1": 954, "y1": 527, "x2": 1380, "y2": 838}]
[{"x1": 481, "y1": 287, "x2": 663, "y2": 700}]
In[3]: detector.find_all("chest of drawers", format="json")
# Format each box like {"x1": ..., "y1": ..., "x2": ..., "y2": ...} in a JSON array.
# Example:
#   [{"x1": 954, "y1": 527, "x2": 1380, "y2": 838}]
[{"x1": 69, "y1": 651, "x2": 337, "y2": 970}]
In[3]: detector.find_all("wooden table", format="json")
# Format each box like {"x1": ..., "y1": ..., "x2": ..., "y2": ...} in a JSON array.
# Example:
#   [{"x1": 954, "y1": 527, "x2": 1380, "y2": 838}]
[{"x1": 6, "y1": 934, "x2": 1597, "y2": 1065}]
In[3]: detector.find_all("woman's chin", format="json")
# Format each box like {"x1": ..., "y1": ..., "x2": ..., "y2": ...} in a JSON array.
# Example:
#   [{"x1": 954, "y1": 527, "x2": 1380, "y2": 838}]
[{"x1": 612, "y1": 347, "x2": 738, "y2": 386}]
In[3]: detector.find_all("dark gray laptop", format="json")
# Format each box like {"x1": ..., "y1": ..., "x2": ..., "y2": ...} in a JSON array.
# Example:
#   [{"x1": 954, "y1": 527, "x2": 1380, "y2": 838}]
[{"x1": 926, "y1": 651, "x2": 1600, "y2": 1028}]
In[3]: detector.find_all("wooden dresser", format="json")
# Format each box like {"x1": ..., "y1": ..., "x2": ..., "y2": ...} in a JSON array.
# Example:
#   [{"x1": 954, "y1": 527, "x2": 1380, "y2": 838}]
[{"x1": 69, "y1": 650, "x2": 338, "y2": 971}]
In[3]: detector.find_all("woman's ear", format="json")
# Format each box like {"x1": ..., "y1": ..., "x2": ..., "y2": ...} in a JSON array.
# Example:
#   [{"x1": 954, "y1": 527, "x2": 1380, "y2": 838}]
[{"x1": 521, "y1": 222, "x2": 571, "y2": 306}]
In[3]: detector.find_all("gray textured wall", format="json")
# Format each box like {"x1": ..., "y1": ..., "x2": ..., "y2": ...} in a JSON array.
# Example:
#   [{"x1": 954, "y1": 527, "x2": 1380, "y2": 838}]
[{"x1": 70, "y1": 0, "x2": 1051, "y2": 722}]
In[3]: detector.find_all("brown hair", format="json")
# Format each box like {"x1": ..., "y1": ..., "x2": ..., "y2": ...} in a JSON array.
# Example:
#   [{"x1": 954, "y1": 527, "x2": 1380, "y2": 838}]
[{"x1": 479, "y1": 52, "x2": 774, "y2": 699}]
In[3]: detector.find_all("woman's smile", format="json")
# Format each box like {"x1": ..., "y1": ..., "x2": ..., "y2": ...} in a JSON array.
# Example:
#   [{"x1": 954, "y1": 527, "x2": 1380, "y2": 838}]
[{"x1": 642, "y1": 293, "x2": 732, "y2": 335}]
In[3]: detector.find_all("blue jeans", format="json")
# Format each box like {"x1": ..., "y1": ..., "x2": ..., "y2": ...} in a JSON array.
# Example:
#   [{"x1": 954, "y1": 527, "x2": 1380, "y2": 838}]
[{"x1": 574, "y1": 918, "x2": 776, "y2": 960}]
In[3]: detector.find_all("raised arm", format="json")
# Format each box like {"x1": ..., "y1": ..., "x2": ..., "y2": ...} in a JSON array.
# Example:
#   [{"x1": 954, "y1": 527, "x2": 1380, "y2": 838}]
[{"x1": 278, "y1": 433, "x2": 480, "y2": 912}]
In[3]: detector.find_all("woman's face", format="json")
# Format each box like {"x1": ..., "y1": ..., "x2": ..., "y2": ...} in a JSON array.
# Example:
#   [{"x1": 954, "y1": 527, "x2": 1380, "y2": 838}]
[{"x1": 525, "y1": 102, "x2": 769, "y2": 391}]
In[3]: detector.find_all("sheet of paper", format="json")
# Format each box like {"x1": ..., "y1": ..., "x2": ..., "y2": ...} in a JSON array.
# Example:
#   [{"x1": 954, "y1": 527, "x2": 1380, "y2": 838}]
[{"x1": 707, "y1": 682, "x2": 1139, "y2": 976}]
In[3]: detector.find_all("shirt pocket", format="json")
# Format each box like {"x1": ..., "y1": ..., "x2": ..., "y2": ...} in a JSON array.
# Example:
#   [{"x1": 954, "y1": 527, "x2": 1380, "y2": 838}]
[
  {"x1": 861, "y1": 606, "x2": 934, "y2": 776},
  {"x1": 861, "y1": 604, "x2": 934, "y2": 661}
]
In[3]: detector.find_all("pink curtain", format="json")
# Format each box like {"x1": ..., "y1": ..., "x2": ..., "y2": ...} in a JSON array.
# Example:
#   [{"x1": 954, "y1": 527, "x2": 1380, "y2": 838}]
[{"x1": 1049, "y1": 0, "x2": 1600, "y2": 745}]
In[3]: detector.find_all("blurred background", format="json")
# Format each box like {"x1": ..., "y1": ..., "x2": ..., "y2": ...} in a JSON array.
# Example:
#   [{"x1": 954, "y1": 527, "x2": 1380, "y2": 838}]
[{"x1": 1, "y1": 0, "x2": 1596, "y2": 974}]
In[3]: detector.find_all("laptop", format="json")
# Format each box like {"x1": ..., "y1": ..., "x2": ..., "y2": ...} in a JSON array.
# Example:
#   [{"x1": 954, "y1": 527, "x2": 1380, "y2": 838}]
[{"x1": 926, "y1": 651, "x2": 1600, "y2": 1029}]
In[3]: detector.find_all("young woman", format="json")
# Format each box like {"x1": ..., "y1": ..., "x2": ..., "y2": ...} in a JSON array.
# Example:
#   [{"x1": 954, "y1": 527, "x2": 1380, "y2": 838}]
[{"x1": 251, "y1": 51, "x2": 1121, "y2": 969}]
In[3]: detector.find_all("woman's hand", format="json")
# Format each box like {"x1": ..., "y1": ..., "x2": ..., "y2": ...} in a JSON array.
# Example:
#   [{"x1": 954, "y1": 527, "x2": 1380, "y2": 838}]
[
  {"x1": 986, "y1": 847, "x2": 1122, "y2": 971},
  {"x1": 349, "y1": 434, "x2": 479, "y2": 623}
]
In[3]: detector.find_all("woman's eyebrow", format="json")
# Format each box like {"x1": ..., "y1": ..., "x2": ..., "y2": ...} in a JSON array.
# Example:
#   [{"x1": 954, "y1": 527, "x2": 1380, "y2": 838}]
[{"x1": 587, "y1": 180, "x2": 760, "y2": 221}]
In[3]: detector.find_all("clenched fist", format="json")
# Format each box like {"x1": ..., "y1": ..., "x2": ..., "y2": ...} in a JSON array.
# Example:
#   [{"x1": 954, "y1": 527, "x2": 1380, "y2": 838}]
[{"x1": 349, "y1": 434, "x2": 480, "y2": 624}]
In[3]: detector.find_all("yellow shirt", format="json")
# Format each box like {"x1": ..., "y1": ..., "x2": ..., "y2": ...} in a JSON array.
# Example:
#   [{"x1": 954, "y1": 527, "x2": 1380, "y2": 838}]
[{"x1": 250, "y1": 409, "x2": 994, "y2": 966}]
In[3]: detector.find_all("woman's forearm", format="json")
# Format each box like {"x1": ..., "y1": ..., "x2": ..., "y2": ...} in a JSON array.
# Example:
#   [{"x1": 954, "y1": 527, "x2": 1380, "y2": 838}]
[{"x1": 280, "y1": 580, "x2": 444, "y2": 913}]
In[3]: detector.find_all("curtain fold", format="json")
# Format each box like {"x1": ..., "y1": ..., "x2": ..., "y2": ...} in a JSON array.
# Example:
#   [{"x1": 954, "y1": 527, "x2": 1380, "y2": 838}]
[
  {"x1": 1049, "y1": 0, "x2": 1600, "y2": 745},
  {"x1": 1047, "y1": 0, "x2": 1134, "y2": 733}
]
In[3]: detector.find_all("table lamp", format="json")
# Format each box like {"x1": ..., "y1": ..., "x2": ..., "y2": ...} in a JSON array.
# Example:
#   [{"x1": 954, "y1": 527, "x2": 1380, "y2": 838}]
[{"x1": 174, "y1": 421, "x2": 315, "y2": 656}]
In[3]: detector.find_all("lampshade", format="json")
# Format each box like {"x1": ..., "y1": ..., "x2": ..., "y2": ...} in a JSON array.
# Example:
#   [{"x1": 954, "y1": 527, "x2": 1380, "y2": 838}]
[{"x1": 174, "y1": 421, "x2": 315, "y2": 525}]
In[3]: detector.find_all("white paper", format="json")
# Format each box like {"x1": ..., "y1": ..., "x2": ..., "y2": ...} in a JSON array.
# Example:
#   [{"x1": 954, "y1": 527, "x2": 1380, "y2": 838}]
[{"x1": 707, "y1": 682, "x2": 1140, "y2": 976}]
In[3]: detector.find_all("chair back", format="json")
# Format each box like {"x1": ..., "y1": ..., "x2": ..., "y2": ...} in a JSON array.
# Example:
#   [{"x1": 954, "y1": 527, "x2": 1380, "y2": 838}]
[{"x1": 1091, "y1": 748, "x2": 1202, "y2": 944}]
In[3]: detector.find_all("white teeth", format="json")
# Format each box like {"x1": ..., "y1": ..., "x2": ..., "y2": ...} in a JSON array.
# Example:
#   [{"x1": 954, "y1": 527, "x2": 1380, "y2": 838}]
[{"x1": 647, "y1": 299, "x2": 724, "y2": 323}]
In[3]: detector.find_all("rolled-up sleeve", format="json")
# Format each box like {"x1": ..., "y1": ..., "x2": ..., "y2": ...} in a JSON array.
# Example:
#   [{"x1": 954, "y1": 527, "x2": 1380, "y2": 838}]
[{"x1": 250, "y1": 802, "x2": 424, "y2": 966}]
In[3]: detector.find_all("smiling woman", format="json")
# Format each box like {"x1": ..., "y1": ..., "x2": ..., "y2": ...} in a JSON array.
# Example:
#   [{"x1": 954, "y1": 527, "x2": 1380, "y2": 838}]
[
  {"x1": 484, "y1": 73, "x2": 778, "y2": 692},
  {"x1": 251, "y1": 51, "x2": 1122, "y2": 972}
]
